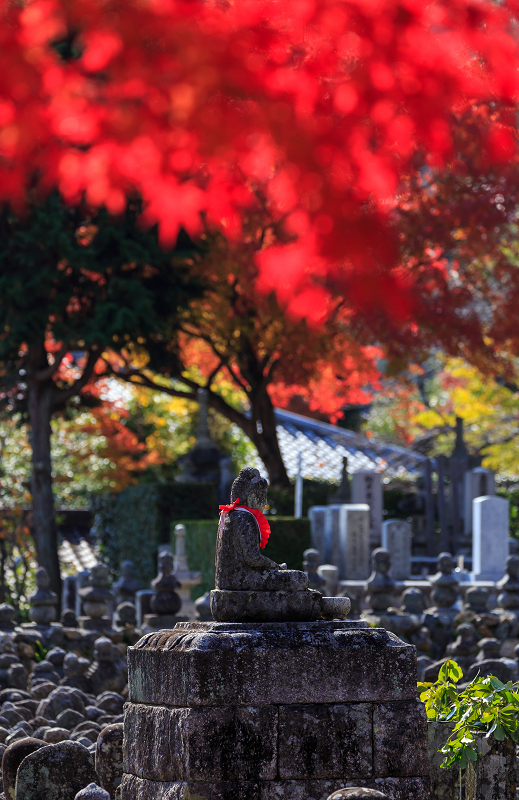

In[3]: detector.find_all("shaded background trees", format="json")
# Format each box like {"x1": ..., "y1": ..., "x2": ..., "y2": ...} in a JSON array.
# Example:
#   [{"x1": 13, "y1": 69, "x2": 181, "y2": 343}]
[{"x1": 0, "y1": 195, "x2": 199, "y2": 596}]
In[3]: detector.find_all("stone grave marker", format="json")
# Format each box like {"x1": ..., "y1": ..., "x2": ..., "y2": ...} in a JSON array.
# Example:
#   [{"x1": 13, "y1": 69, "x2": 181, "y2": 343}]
[
  {"x1": 351, "y1": 471, "x2": 383, "y2": 546},
  {"x1": 464, "y1": 467, "x2": 496, "y2": 535},
  {"x1": 472, "y1": 495, "x2": 509, "y2": 582},
  {"x1": 309, "y1": 505, "x2": 370, "y2": 580},
  {"x1": 381, "y1": 519, "x2": 412, "y2": 581}
]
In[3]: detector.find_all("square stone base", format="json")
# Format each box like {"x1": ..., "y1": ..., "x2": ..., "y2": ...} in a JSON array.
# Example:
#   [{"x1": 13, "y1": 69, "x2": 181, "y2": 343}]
[{"x1": 123, "y1": 622, "x2": 430, "y2": 800}]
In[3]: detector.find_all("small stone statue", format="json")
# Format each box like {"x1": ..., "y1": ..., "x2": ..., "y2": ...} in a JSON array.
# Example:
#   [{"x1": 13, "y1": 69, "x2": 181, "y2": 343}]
[
  {"x1": 303, "y1": 549, "x2": 326, "y2": 591},
  {"x1": 496, "y1": 556, "x2": 519, "y2": 610},
  {"x1": 112, "y1": 561, "x2": 141, "y2": 605},
  {"x1": 211, "y1": 468, "x2": 350, "y2": 622},
  {"x1": 401, "y1": 588, "x2": 425, "y2": 615},
  {"x1": 114, "y1": 601, "x2": 137, "y2": 630},
  {"x1": 86, "y1": 636, "x2": 126, "y2": 696},
  {"x1": 445, "y1": 623, "x2": 478, "y2": 671},
  {"x1": 60, "y1": 608, "x2": 78, "y2": 628},
  {"x1": 143, "y1": 552, "x2": 184, "y2": 629},
  {"x1": 366, "y1": 549, "x2": 395, "y2": 612},
  {"x1": 78, "y1": 564, "x2": 115, "y2": 633},
  {"x1": 194, "y1": 591, "x2": 213, "y2": 621},
  {"x1": 429, "y1": 552, "x2": 459, "y2": 609},
  {"x1": 150, "y1": 553, "x2": 181, "y2": 615},
  {"x1": 60, "y1": 651, "x2": 92, "y2": 693},
  {"x1": 475, "y1": 637, "x2": 501, "y2": 662},
  {"x1": 28, "y1": 567, "x2": 58, "y2": 625},
  {"x1": 464, "y1": 586, "x2": 490, "y2": 614},
  {"x1": 423, "y1": 553, "x2": 460, "y2": 660}
]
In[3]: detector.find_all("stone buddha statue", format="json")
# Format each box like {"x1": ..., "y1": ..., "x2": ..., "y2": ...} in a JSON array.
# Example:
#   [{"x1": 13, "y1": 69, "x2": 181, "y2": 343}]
[
  {"x1": 211, "y1": 467, "x2": 350, "y2": 622},
  {"x1": 429, "y1": 552, "x2": 459, "y2": 609},
  {"x1": 215, "y1": 468, "x2": 309, "y2": 593},
  {"x1": 496, "y1": 555, "x2": 519, "y2": 610},
  {"x1": 366, "y1": 548, "x2": 395, "y2": 612}
]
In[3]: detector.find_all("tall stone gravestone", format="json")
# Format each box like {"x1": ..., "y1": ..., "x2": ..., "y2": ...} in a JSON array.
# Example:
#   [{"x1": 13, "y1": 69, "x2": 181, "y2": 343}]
[
  {"x1": 381, "y1": 519, "x2": 412, "y2": 581},
  {"x1": 308, "y1": 505, "x2": 370, "y2": 580},
  {"x1": 123, "y1": 467, "x2": 429, "y2": 800},
  {"x1": 351, "y1": 471, "x2": 383, "y2": 546},
  {"x1": 464, "y1": 467, "x2": 495, "y2": 535},
  {"x1": 472, "y1": 495, "x2": 509, "y2": 582}
]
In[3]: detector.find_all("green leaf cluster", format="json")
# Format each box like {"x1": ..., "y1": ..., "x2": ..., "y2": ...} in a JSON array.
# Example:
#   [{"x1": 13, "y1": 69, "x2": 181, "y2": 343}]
[{"x1": 419, "y1": 660, "x2": 519, "y2": 770}]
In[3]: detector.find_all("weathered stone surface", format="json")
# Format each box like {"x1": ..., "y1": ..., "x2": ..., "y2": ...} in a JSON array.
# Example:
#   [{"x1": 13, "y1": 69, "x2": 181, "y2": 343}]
[
  {"x1": 75, "y1": 784, "x2": 110, "y2": 800},
  {"x1": 427, "y1": 722, "x2": 460, "y2": 800},
  {"x1": 43, "y1": 727, "x2": 70, "y2": 743},
  {"x1": 15, "y1": 740, "x2": 97, "y2": 800},
  {"x1": 128, "y1": 622, "x2": 417, "y2": 707},
  {"x1": 124, "y1": 703, "x2": 278, "y2": 781},
  {"x1": 278, "y1": 703, "x2": 372, "y2": 780},
  {"x1": 2, "y1": 737, "x2": 46, "y2": 800},
  {"x1": 120, "y1": 777, "x2": 431, "y2": 800},
  {"x1": 373, "y1": 702, "x2": 428, "y2": 778},
  {"x1": 96, "y1": 723, "x2": 123, "y2": 796},
  {"x1": 428, "y1": 720, "x2": 515, "y2": 800},
  {"x1": 261, "y1": 779, "x2": 431, "y2": 800},
  {"x1": 211, "y1": 589, "x2": 323, "y2": 623},
  {"x1": 36, "y1": 686, "x2": 86, "y2": 720},
  {"x1": 120, "y1": 774, "x2": 260, "y2": 800},
  {"x1": 328, "y1": 791, "x2": 389, "y2": 800},
  {"x1": 56, "y1": 709, "x2": 85, "y2": 730}
]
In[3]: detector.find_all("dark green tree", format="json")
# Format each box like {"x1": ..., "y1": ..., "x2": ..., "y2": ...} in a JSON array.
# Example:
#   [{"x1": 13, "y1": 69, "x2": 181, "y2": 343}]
[{"x1": 0, "y1": 194, "x2": 199, "y2": 599}]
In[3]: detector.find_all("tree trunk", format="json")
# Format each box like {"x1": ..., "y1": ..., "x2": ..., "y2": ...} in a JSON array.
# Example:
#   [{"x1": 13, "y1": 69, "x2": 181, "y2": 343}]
[
  {"x1": 249, "y1": 387, "x2": 290, "y2": 489},
  {"x1": 27, "y1": 347, "x2": 61, "y2": 603}
]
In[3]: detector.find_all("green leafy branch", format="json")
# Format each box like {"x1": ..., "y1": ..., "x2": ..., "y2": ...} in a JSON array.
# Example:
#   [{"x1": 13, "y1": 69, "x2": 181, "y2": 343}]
[{"x1": 418, "y1": 660, "x2": 519, "y2": 770}]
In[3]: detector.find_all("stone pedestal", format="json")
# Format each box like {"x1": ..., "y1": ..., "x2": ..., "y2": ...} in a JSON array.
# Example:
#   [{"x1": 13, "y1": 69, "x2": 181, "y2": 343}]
[{"x1": 122, "y1": 621, "x2": 430, "y2": 800}]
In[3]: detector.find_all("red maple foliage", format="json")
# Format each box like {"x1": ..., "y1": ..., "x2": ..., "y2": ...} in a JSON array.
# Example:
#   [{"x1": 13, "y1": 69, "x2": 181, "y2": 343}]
[{"x1": 1, "y1": 0, "x2": 519, "y2": 322}]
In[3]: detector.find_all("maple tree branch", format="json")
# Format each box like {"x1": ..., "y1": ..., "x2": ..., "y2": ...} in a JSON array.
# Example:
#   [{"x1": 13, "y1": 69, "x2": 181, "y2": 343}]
[
  {"x1": 265, "y1": 357, "x2": 280, "y2": 383},
  {"x1": 104, "y1": 359, "x2": 253, "y2": 435},
  {"x1": 35, "y1": 343, "x2": 69, "y2": 382},
  {"x1": 55, "y1": 348, "x2": 100, "y2": 404},
  {"x1": 205, "y1": 362, "x2": 224, "y2": 388}
]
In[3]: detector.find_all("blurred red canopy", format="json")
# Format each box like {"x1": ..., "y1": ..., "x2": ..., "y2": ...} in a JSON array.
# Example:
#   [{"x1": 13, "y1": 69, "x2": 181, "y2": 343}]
[{"x1": 1, "y1": 0, "x2": 519, "y2": 321}]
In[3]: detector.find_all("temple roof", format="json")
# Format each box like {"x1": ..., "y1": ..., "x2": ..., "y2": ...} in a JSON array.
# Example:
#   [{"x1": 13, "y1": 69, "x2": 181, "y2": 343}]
[{"x1": 273, "y1": 408, "x2": 428, "y2": 482}]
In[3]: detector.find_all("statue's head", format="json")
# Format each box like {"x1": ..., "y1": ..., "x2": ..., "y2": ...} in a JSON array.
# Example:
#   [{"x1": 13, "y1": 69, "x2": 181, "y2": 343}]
[
  {"x1": 230, "y1": 468, "x2": 268, "y2": 511},
  {"x1": 120, "y1": 561, "x2": 135, "y2": 578},
  {"x1": 36, "y1": 566, "x2": 50, "y2": 589},
  {"x1": 371, "y1": 547, "x2": 391, "y2": 573},
  {"x1": 94, "y1": 636, "x2": 114, "y2": 662},
  {"x1": 437, "y1": 552, "x2": 454, "y2": 574},
  {"x1": 91, "y1": 563, "x2": 109, "y2": 586},
  {"x1": 402, "y1": 587, "x2": 423, "y2": 613},
  {"x1": 507, "y1": 555, "x2": 519, "y2": 577},
  {"x1": 457, "y1": 623, "x2": 476, "y2": 641},
  {"x1": 158, "y1": 552, "x2": 174, "y2": 575}
]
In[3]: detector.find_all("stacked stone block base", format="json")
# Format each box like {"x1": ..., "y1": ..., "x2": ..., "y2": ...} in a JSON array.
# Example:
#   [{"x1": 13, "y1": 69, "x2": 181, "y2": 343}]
[{"x1": 123, "y1": 621, "x2": 430, "y2": 800}]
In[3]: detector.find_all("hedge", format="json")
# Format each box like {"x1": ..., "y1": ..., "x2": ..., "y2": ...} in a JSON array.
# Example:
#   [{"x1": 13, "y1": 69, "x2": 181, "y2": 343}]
[
  {"x1": 171, "y1": 516, "x2": 312, "y2": 598},
  {"x1": 91, "y1": 482, "x2": 218, "y2": 586}
]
